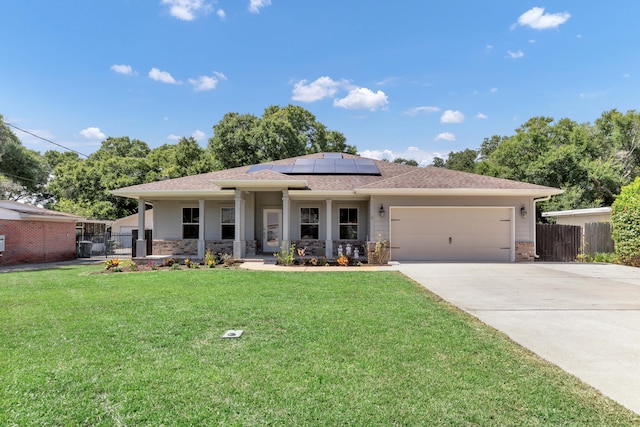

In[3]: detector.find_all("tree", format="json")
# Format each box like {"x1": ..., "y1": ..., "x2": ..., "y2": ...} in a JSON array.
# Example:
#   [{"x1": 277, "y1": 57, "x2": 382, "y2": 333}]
[
  {"x1": 146, "y1": 137, "x2": 215, "y2": 181},
  {"x1": 393, "y1": 158, "x2": 419, "y2": 166},
  {"x1": 47, "y1": 137, "x2": 153, "y2": 219},
  {"x1": 444, "y1": 149, "x2": 477, "y2": 173},
  {"x1": 431, "y1": 157, "x2": 445, "y2": 168},
  {"x1": 208, "y1": 105, "x2": 355, "y2": 169},
  {"x1": 0, "y1": 115, "x2": 48, "y2": 200},
  {"x1": 475, "y1": 114, "x2": 626, "y2": 211}
]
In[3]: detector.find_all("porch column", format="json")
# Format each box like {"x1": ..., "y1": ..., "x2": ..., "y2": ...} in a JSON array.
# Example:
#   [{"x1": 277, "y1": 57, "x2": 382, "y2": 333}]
[
  {"x1": 197, "y1": 199, "x2": 205, "y2": 259},
  {"x1": 233, "y1": 190, "x2": 243, "y2": 259},
  {"x1": 136, "y1": 198, "x2": 147, "y2": 258},
  {"x1": 282, "y1": 190, "x2": 290, "y2": 250},
  {"x1": 325, "y1": 199, "x2": 333, "y2": 258}
]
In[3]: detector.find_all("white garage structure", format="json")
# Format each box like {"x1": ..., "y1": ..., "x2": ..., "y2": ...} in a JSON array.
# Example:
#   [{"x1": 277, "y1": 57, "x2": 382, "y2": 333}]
[{"x1": 389, "y1": 206, "x2": 514, "y2": 262}]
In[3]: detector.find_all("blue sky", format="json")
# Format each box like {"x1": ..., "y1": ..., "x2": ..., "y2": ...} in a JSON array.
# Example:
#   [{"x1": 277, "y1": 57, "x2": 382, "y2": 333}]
[{"x1": 2, "y1": 1, "x2": 639, "y2": 166}]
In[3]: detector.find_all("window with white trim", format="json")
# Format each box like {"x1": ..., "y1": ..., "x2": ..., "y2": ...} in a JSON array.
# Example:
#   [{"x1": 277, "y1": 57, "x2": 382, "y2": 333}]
[
  {"x1": 339, "y1": 208, "x2": 358, "y2": 239},
  {"x1": 221, "y1": 207, "x2": 235, "y2": 240},
  {"x1": 182, "y1": 207, "x2": 199, "y2": 239},
  {"x1": 300, "y1": 207, "x2": 319, "y2": 239}
]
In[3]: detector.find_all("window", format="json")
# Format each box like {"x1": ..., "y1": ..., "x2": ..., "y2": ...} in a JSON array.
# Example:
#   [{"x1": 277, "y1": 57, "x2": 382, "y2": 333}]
[
  {"x1": 182, "y1": 207, "x2": 199, "y2": 239},
  {"x1": 339, "y1": 208, "x2": 358, "y2": 240},
  {"x1": 300, "y1": 207, "x2": 319, "y2": 239},
  {"x1": 221, "y1": 207, "x2": 235, "y2": 240}
]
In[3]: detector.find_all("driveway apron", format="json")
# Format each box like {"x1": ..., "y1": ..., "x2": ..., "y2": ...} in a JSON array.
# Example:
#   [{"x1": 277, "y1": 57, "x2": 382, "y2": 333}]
[{"x1": 397, "y1": 262, "x2": 640, "y2": 415}]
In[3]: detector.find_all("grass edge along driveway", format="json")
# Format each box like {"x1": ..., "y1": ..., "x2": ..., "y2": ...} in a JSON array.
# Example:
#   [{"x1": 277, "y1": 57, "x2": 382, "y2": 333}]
[{"x1": 1, "y1": 267, "x2": 638, "y2": 426}]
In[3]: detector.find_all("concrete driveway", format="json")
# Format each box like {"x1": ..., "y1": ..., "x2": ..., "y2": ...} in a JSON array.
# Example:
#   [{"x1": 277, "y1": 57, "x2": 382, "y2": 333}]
[{"x1": 396, "y1": 262, "x2": 640, "y2": 415}]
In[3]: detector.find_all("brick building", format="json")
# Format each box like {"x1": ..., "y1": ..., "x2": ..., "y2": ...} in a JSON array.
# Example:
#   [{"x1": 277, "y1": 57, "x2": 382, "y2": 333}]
[{"x1": 0, "y1": 200, "x2": 82, "y2": 265}]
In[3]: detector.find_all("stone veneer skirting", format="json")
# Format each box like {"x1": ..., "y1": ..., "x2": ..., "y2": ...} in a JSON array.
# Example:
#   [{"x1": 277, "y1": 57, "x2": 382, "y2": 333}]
[
  {"x1": 515, "y1": 241, "x2": 535, "y2": 262},
  {"x1": 151, "y1": 239, "x2": 256, "y2": 257}
]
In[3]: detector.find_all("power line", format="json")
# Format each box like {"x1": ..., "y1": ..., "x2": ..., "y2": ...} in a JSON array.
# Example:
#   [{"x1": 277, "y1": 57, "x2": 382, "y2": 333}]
[
  {"x1": 0, "y1": 170, "x2": 39, "y2": 184},
  {"x1": 5, "y1": 123, "x2": 89, "y2": 158}
]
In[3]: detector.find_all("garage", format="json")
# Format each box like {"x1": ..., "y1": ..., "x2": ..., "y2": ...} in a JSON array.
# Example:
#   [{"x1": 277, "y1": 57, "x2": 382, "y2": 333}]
[{"x1": 389, "y1": 207, "x2": 514, "y2": 262}]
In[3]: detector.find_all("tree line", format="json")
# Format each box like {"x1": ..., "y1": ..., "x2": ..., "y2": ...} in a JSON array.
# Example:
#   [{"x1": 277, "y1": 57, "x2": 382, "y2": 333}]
[
  {"x1": 2, "y1": 107, "x2": 640, "y2": 220},
  {"x1": 433, "y1": 109, "x2": 640, "y2": 215}
]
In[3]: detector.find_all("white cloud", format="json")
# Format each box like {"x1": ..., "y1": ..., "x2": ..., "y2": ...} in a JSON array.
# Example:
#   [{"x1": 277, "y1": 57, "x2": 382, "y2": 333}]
[
  {"x1": 435, "y1": 132, "x2": 456, "y2": 142},
  {"x1": 404, "y1": 106, "x2": 440, "y2": 116},
  {"x1": 189, "y1": 72, "x2": 226, "y2": 91},
  {"x1": 376, "y1": 77, "x2": 397, "y2": 86},
  {"x1": 192, "y1": 130, "x2": 206, "y2": 140},
  {"x1": 440, "y1": 110, "x2": 464, "y2": 124},
  {"x1": 506, "y1": 50, "x2": 524, "y2": 59},
  {"x1": 168, "y1": 134, "x2": 181, "y2": 140},
  {"x1": 476, "y1": 112, "x2": 488, "y2": 119},
  {"x1": 248, "y1": 0, "x2": 271, "y2": 13},
  {"x1": 486, "y1": 44, "x2": 494, "y2": 52},
  {"x1": 162, "y1": 0, "x2": 212, "y2": 21},
  {"x1": 359, "y1": 146, "x2": 439, "y2": 167},
  {"x1": 79, "y1": 127, "x2": 106, "y2": 140},
  {"x1": 217, "y1": 9, "x2": 225, "y2": 19},
  {"x1": 149, "y1": 67, "x2": 179, "y2": 84},
  {"x1": 490, "y1": 87, "x2": 498, "y2": 93},
  {"x1": 516, "y1": 7, "x2": 570, "y2": 30},
  {"x1": 292, "y1": 76, "x2": 342, "y2": 102},
  {"x1": 110, "y1": 64, "x2": 135, "y2": 75},
  {"x1": 333, "y1": 87, "x2": 388, "y2": 111}
]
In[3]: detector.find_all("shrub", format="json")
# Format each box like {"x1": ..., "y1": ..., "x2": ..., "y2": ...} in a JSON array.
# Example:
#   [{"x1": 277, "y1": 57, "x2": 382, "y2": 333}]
[
  {"x1": 274, "y1": 243, "x2": 296, "y2": 266},
  {"x1": 105, "y1": 259, "x2": 120, "y2": 270},
  {"x1": 204, "y1": 249, "x2": 216, "y2": 268},
  {"x1": 163, "y1": 258, "x2": 176, "y2": 267},
  {"x1": 337, "y1": 254, "x2": 349, "y2": 266},
  {"x1": 611, "y1": 177, "x2": 640, "y2": 266},
  {"x1": 128, "y1": 260, "x2": 138, "y2": 271}
]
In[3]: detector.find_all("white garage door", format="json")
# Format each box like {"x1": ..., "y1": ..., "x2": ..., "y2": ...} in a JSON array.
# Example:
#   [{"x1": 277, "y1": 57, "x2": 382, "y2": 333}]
[{"x1": 390, "y1": 207, "x2": 514, "y2": 262}]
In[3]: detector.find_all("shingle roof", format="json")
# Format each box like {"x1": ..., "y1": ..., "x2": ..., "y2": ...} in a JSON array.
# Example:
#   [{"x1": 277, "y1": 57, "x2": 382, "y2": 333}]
[
  {"x1": 0, "y1": 200, "x2": 83, "y2": 220},
  {"x1": 112, "y1": 153, "x2": 561, "y2": 197}
]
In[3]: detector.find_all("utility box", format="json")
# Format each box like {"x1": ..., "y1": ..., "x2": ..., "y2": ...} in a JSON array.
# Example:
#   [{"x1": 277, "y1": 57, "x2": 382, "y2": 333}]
[
  {"x1": 0, "y1": 235, "x2": 5, "y2": 252},
  {"x1": 77, "y1": 241, "x2": 92, "y2": 258}
]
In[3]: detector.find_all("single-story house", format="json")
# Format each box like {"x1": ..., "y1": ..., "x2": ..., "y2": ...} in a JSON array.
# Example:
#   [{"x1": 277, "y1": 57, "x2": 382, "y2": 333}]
[
  {"x1": 111, "y1": 209, "x2": 154, "y2": 235},
  {"x1": 111, "y1": 153, "x2": 563, "y2": 262},
  {"x1": 0, "y1": 200, "x2": 83, "y2": 265},
  {"x1": 541, "y1": 207, "x2": 611, "y2": 227}
]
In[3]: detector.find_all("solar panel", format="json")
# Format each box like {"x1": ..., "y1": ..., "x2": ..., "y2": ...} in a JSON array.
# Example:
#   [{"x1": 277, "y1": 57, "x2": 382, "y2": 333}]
[
  {"x1": 247, "y1": 156, "x2": 380, "y2": 176},
  {"x1": 355, "y1": 159, "x2": 380, "y2": 174},
  {"x1": 313, "y1": 159, "x2": 336, "y2": 173},
  {"x1": 270, "y1": 165, "x2": 294, "y2": 173},
  {"x1": 247, "y1": 164, "x2": 272, "y2": 173},
  {"x1": 290, "y1": 162, "x2": 315, "y2": 173},
  {"x1": 335, "y1": 159, "x2": 356, "y2": 173}
]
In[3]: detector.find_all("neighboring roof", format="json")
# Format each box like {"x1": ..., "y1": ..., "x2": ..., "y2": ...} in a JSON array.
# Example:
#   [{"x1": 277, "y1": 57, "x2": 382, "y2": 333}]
[
  {"x1": 112, "y1": 153, "x2": 563, "y2": 199},
  {"x1": 542, "y1": 207, "x2": 612, "y2": 218},
  {"x1": 0, "y1": 200, "x2": 84, "y2": 222}
]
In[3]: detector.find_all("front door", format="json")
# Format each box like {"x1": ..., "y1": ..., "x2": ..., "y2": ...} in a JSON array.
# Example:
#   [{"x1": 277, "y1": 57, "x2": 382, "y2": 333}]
[{"x1": 263, "y1": 209, "x2": 282, "y2": 253}]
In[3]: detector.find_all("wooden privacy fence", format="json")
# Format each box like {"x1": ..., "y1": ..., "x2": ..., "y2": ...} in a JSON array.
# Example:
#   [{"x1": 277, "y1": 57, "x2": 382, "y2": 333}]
[
  {"x1": 584, "y1": 222, "x2": 614, "y2": 255},
  {"x1": 536, "y1": 224, "x2": 581, "y2": 262}
]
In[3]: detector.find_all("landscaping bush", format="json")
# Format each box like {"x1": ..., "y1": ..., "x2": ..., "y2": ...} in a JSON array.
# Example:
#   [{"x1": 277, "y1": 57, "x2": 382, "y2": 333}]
[{"x1": 611, "y1": 177, "x2": 640, "y2": 266}]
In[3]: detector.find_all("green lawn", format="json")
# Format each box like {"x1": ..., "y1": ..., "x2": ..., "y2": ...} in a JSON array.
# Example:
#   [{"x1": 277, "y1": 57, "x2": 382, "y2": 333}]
[{"x1": 1, "y1": 267, "x2": 638, "y2": 426}]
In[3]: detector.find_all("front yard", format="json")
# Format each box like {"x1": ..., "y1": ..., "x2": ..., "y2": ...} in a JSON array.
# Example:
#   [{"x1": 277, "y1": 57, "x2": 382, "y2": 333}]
[{"x1": 1, "y1": 267, "x2": 638, "y2": 425}]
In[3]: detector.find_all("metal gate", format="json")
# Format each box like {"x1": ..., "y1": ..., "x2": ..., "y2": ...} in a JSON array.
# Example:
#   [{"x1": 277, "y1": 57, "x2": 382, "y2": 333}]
[
  {"x1": 536, "y1": 224, "x2": 581, "y2": 262},
  {"x1": 77, "y1": 233, "x2": 133, "y2": 258}
]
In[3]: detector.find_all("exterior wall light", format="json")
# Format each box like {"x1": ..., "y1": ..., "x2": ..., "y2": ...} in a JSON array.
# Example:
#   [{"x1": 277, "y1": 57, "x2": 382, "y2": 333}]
[
  {"x1": 379, "y1": 204, "x2": 386, "y2": 218},
  {"x1": 520, "y1": 205, "x2": 528, "y2": 218}
]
